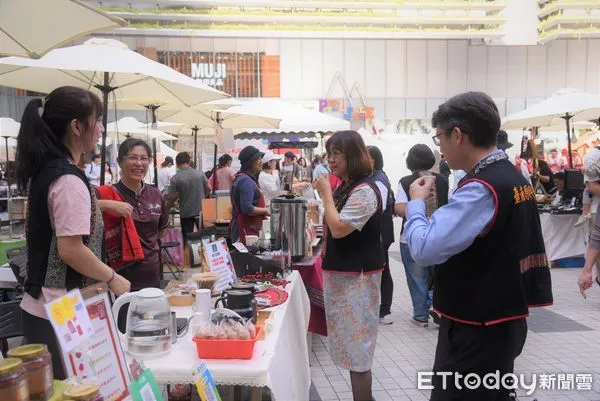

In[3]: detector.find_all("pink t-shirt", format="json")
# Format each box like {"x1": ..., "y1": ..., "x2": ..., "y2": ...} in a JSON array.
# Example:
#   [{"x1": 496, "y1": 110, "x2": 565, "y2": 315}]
[
  {"x1": 212, "y1": 167, "x2": 236, "y2": 190},
  {"x1": 21, "y1": 175, "x2": 92, "y2": 319}
]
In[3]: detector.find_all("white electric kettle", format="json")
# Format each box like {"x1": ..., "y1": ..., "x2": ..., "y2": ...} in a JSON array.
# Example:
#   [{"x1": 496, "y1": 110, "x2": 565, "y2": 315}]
[{"x1": 112, "y1": 288, "x2": 172, "y2": 356}]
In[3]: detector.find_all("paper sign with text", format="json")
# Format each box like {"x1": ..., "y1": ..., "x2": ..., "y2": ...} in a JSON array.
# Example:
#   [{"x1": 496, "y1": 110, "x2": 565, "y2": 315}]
[
  {"x1": 192, "y1": 361, "x2": 221, "y2": 401},
  {"x1": 64, "y1": 289, "x2": 130, "y2": 401},
  {"x1": 204, "y1": 239, "x2": 236, "y2": 293},
  {"x1": 45, "y1": 289, "x2": 94, "y2": 353}
]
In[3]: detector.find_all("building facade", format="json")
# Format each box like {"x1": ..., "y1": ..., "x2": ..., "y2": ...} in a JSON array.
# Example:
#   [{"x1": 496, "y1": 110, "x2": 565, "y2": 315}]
[{"x1": 1, "y1": 0, "x2": 600, "y2": 124}]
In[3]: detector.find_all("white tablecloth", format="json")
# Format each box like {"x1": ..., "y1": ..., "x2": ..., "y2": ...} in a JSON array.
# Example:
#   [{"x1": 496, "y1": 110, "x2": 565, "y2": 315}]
[
  {"x1": 130, "y1": 270, "x2": 311, "y2": 401},
  {"x1": 539, "y1": 213, "x2": 589, "y2": 261}
]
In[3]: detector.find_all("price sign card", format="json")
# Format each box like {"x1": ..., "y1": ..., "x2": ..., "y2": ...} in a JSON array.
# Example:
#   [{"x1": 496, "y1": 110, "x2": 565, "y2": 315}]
[
  {"x1": 204, "y1": 239, "x2": 236, "y2": 293},
  {"x1": 45, "y1": 289, "x2": 94, "y2": 353},
  {"x1": 192, "y1": 361, "x2": 221, "y2": 401},
  {"x1": 129, "y1": 369, "x2": 163, "y2": 401}
]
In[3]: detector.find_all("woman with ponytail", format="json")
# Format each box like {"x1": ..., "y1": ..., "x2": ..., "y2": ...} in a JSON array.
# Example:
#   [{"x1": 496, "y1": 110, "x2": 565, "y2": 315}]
[{"x1": 17, "y1": 86, "x2": 131, "y2": 379}]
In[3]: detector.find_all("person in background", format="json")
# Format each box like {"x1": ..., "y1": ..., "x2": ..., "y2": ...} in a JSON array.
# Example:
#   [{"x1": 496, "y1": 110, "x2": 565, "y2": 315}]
[
  {"x1": 230, "y1": 146, "x2": 269, "y2": 244},
  {"x1": 16, "y1": 87, "x2": 131, "y2": 379},
  {"x1": 312, "y1": 155, "x2": 330, "y2": 180},
  {"x1": 314, "y1": 130, "x2": 383, "y2": 401},
  {"x1": 281, "y1": 151, "x2": 300, "y2": 181},
  {"x1": 406, "y1": 92, "x2": 552, "y2": 400},
  {"x1": 395, "y1": 144, "x2": 449, "y2": 327},
  {"x1": 85, "y1": 153, "x2": 102, "y2": 186},
  {"x1": 547, "y1": 148, "x2": 564, "y2": 173},
  {"x1": 258, "y1": 152, "x2": 283, "y2": 206},
  {"x1": 157, "y1": 156, "x2": 175, "y2": 192},
  {"x1": 297, "y1": 156, "x2": 310, "y2": 181},
  {"x1": 165, "y1": 152, "x2": 211, "y2": 245},
  {"x1": 551, "y1": 171, "x2": 566, "y2": 206},
  {"x1": 438, "y1": 154, "x2": 450, "y2": 181},
  {"x1": 209, "y1": 153, "x2": 236, "y2": 191},
  {"x1": 580, "y1": 152, "x2": 600, "y2": 296},
  {"x1": 367, "y1": 146, "x2": 396, "y2": 325},
  {"x1": 532, "y1": 158, "x2": 557, "y2": 195}
]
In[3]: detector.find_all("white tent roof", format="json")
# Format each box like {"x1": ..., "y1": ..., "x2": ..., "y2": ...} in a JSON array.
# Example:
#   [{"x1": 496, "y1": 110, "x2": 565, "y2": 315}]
[{"x1": 230, "y1": 98, "x2": 350, "y2": 134}]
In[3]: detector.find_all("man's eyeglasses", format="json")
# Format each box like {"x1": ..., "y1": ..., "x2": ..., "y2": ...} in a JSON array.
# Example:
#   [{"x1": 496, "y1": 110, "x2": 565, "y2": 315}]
[
  {"x1": 432, "y1": 132, "x2": 444, "y2": 147},
  {"x1": 124, "y1": 156, "x2": 151, "y2": 163}
]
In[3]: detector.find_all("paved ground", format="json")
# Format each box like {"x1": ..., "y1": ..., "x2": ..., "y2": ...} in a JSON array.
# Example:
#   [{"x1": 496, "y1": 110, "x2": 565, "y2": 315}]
[{"x1": 309, "y1": 248, "x2": 600, "y2": 401}]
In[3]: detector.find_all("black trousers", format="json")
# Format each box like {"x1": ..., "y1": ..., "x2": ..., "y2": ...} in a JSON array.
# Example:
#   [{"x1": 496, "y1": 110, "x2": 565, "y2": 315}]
[
  {"x1": 22, "y1": 310, "x2": 67, "y2": 380},
  {"x1": 430, "y1": 318, "x2": 527, "y2": 401},
  {"x1": 180, "y1": 216, "x2": 199, "y2": 245},
  {"x1": 379, "y1": 249, "x2": 394, "y2": 317}
]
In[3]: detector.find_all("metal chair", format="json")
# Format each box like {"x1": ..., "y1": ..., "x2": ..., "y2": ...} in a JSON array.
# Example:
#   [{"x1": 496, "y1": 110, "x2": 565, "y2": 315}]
[
  {"x1": 0, "y1": 300, "x2": 23, "y2": 356},
  {"x1": 159, "y1": 240, "x2": 182, "y2": 281}
]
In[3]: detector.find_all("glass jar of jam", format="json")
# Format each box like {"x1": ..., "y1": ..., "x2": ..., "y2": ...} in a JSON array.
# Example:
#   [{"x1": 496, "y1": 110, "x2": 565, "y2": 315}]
[
  {"x1": 7, "y1": 344, "x2": 53, "y2": 401},
  {"x1": 0, "y1": 358, "x2": 30, "y2": 401},
  {"x1": 63, "y1": 384, "x2": 104, "y2": 401}
]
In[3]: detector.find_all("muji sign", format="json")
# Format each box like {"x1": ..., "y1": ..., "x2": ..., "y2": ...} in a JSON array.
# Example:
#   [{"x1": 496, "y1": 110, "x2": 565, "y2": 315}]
[{"x1": 191, "y1": 63, "x2": 227, "y2": 87}]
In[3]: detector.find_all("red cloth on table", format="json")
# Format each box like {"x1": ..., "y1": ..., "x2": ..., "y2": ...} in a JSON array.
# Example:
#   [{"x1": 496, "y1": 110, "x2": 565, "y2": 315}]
[
  {"x1": 97, "y1": 185, "x2": 144, "y2": 270},
  {"x1": 298, "y1": 254, "x2": 328, "y2": 337}
]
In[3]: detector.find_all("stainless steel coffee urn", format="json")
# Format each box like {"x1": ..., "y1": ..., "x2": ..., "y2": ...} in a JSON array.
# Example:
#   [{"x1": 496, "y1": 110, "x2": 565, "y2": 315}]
[{"x1": 270, "y1": 196, "x2": 307, "y2": 267}]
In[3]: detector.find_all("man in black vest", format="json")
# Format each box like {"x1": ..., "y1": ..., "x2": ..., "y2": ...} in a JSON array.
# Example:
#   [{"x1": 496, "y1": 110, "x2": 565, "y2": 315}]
[{"x1": 404, "y1": 92, "x2": 553, "y2": 401}]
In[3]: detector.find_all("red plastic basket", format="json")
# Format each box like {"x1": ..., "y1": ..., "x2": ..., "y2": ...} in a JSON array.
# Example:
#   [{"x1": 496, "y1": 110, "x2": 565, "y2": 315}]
[{"x1": 192, "y1": 328, "x2": 261, "y2": 360}]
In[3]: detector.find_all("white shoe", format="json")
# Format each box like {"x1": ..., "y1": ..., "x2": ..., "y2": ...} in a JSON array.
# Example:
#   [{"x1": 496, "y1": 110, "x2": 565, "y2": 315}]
[
  {"x1": 429, "y1": 310, "x2": 441, "y2": 328},
  {"x1": 379, "y1": 316, "x2": 394, "y2": 325},
  {"x1": 411, "y1": 317, "x2": 428, "y2": 327}
]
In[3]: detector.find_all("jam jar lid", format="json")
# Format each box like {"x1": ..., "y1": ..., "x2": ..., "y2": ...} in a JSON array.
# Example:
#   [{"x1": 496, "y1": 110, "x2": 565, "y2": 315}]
[
  {"x1": 7, "y1": 344, "x2": 48, "y2": 360},
  {"x1": 64, "y1": 384, "x2": 100, "y2": 400},
  {"x1": 0, "y1": 358, "x2": 23, "y2": 376}
]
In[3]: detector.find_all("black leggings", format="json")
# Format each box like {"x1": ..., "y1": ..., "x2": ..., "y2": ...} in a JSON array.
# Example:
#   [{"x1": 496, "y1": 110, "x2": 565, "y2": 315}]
[{"x1": 22, "y1": 310, "x2": 67, "y2": 379}]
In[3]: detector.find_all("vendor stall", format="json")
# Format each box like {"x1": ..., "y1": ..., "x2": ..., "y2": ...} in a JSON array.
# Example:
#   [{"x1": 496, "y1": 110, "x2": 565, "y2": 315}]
[
  {"x1": 539, "y1": 212, "x2": 589, "y2": 261},
  {"x1": 132, "y1": 270, "x2": 311, "y2": 401}
]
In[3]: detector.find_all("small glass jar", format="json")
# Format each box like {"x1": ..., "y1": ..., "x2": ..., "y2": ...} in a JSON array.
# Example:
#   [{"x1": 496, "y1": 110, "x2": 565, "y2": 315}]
[
  {"x1": 63, "y1": 384, "x2": 104, "y2": 401},
  {"x1": 7, "y1": 344, "x2": 53, "y2": 401},
  {"x1": 0, "y1": 358, "x2": 30, "y2": 401}
]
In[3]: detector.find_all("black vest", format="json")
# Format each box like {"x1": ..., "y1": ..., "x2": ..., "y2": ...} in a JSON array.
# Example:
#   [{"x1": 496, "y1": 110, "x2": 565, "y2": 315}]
[
  {"x1": 25, "y1": 158, "x2": 93, "y2": 298},
  {"x1": 322, "y1": 177, "x2": 384, "y2": 273},
  {"x1": 372, "y1": 169, "x2": 395, "y2": 249},
  {"x1": 433, "y1": 158, "x2": 553, "y2": 326},
  {"x1": 399, "y1": 172, "x2": 449, "y2": 235}
]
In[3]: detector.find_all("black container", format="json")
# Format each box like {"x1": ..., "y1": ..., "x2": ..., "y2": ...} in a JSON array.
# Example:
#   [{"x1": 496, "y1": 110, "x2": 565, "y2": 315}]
[{"x1": 215, "y1": 289, "x2": 257, "y2": 324}]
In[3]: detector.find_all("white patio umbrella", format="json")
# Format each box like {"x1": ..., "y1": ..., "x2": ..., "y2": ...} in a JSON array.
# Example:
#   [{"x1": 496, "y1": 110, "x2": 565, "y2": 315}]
[
  {"x1": 157, "y1": 105, "x2": 280, "y2": 167},
  {"x1": 501, "y1": 88, "x2": 600, "y2": 167},
  {"x1": 0, "y1": 38, "x2": 228, "y2": 184},
  {"x1": 0, "y1": 117, "x2": 19, "y2": 189},
  {"x1": 0, "y1": 0, "x2": 125, "y2": 58}
]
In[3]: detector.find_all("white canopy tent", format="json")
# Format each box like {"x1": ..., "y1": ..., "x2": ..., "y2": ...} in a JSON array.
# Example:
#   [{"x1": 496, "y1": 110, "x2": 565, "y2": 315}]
[{"x1": 231, "y1": 98, "x2": 350, "y2": 135}]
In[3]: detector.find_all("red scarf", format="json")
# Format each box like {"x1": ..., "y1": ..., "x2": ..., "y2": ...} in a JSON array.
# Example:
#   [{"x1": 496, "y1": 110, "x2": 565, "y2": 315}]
[{"x1": 97, "y1": 186, "x2": 144, "y2": 270}]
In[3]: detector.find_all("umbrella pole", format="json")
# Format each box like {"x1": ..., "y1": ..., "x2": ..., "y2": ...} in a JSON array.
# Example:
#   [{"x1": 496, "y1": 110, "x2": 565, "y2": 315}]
[
  {"x1": 3, "y1": 137, "x2": 9, "y2": 193},
  {"x1": 96, "y1": 72, "x2": 116, "y2": 186},
  {"x1": 149, "y1": 105, "x2": 160, "y2": 188},
  {"x1": 212, "y1": 143, "x2": 217, "y2": 197},
  {"x1": 193, "y1": 126, "x2": 199, "y2": 169},
  {"x1": 564, "y1": 113, "x2": 574, "y2": 169},
  {"x1": 152, "y1": 137, "x2": 158, "y2": 188}
]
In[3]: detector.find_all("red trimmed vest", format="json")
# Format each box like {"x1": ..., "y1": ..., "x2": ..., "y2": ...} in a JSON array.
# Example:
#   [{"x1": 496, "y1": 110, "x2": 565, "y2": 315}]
[{"x1": 433, "y1": 156, "x2": 553, "y2": 326}]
